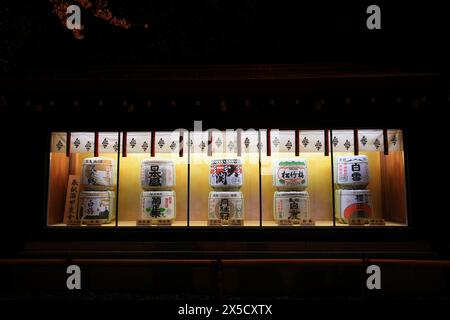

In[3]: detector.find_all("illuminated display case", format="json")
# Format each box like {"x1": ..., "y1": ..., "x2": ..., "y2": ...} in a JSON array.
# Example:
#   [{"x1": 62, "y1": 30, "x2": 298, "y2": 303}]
[
  {"x1": 189, "y1": 129, "x2": 261, "y2": 226},
  {"x1": 47, "y1": 128, "x2": 408, "y2": 228},
  {"x1": 261, "y1": 129, "x2": 333, "y2": 227},
  {"x1": 47, "y1": 132, "x2": 120, "y2": 227},
  {"x1": 330, "y1": 129, "x2": 407, "y2": 227}
]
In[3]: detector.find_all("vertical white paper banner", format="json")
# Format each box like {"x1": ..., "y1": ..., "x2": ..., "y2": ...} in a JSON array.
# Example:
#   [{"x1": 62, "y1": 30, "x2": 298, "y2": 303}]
[
  {"x1": 299, "y1": 130, "x2": 325, "y2": 153},
  {"x1": 98, "y1": 132, "x2": 119, "y2": 154},
  {"x1": 358, "y1": 130, "x2": 384, "y2": 152},
  {"x1": 126, "y1": 132, "x2": 151, "y2": 154},
  {"x1": 154, "y1": 131, "x2": 180, "y2": 154},
  {"x1": 190, "y1": 131, "x2": 208, "y2": 155},
  {"x1": 71, "y1": 132, "x2": 94, "y2": 153},
  {"x1": 277, "y1": 130, "x2": 295, "y2": 154},
  {"x1": 224, "y1": 129, "x2": 238, "y2": 155},
  {"x1": 240, "y1": 129, "x2": 259, "y2": 154},
  {"x1": 331, "y1": 130, "x2": 354, "y2": 152},
  {"x1": 210, "y1": 129, "x2": 225, "y2": 155},
  {"x1": 190, "y1": 131, "x2": 209, "y2": 165},
  {"x1": 51, "y1": 132, "x2": 67, "y2": 153},
  {"x1": 270, "y1": 129, "x2": 281, "y2": 154},
  {"x1": 388, "y1": 129, "x2": 403, "y2": 152}
]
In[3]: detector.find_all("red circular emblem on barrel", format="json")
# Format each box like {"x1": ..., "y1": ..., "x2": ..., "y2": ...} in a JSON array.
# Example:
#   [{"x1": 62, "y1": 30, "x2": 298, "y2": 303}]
[{"x1": 344, "y1": 203, "x2": 371, "y2": 219}]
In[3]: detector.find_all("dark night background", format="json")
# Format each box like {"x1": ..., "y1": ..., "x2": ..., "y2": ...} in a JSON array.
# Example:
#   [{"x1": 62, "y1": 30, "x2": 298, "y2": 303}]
[
  {"x1": 1, "y1": 0, "x2": 450, "y2": 304},
  {"x1": 0, "y1": 1, "x2": 449, "y2": 70}
]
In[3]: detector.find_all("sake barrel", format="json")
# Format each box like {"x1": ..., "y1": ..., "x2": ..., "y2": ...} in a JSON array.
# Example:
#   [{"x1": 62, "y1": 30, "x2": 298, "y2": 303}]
[
  {"x1": 141, "y1": 191, "x2": 176, "y2": 222},
  {"x1": 273, "y1": 159, "x2": 308, "y2": 190},
  {"x1": 78, "y1": 190, "x2": 115, "y2": 224},
  {"x1": 335, "y1": 189, "x2": 372, "y2": 224},
  {"x1": 208, "y1": 191, "x2": 244, "y2": 222},
  {"x1": 273, "y1": 191, "x2": 310, "y2": 222},
  {"x1": 82, "y1": 157, "x2": 115, "y2": 190},
  {"x1": 335, "y1": 155, "x2": 369, "y2": 189},
  {"x1": 141, "y1": 159, "x2": 176, "y2": 190},
  {"x1": 209, "y1": 159, "x2": 243, "y2": 189}
]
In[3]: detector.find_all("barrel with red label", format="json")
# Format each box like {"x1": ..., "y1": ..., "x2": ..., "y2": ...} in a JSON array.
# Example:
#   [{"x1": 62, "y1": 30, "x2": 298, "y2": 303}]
[{"x1": 335, "y1": 189, "x2": 372, "y2": 224}]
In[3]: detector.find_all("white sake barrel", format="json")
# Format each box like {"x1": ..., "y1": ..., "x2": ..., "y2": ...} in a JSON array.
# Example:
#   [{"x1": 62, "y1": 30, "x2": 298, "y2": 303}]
[
  {"x1": 335, "y1": 155, "x2": 369, "y2": 189},
  {"x1": 209, "y1": 159, "x2": 243, "y2": 189},
  {"x1": 141, "y1": 159, "x2": 176, "y2": 190},
  {"x1": 208, "y1": 191, "x2": 244, "y2": 222},
  {"x1": 82, "y1": 157, "x2": 115, "y2": 190},
  {"x1": 141, "y1": 191, "x2": 176, "y2": 222},
  {"x1": 335, "y1": 189, "x2": 372, "y2": 224},
  {"x1": 273, "y1": 159, "x2": 308, "y2": 190},
  {"x1": 78, "y1": 190, "x2": 115, "y2": 224},
  {"x1": 273, "y1": 191, "x2": 310, "y2": 222}
]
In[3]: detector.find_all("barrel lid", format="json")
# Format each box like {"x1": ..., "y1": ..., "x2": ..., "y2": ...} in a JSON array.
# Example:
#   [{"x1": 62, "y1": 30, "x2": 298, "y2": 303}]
[
  {"x1": 209, "y1": 191, "x2": 243, "y2": 197},
  {"x1": 337, "y1": 189, "x2": 371, "y2": 195},
  {"x1": 210, "y1": 159, "x2": 242, "y2": 165},
  {"x1": 336, "y1": 155, "x2": 368, "y2": 162},
  {"x1": 273, "y1": 158, "x2": 307, "y2": 166},
  {"x1": 79, "y1": 190, "x2": 115, "y2": 197},
  {"x1": 83, "y1": 157, "x2": 114, "y2": 164},
  {"x1": 141, "y1": 159, "x2": 174, "y2": 165},
  {"x1": 142, "y1": 191, "x2": 175, "y2": 196},
  {"x1": 274, "y1": 191, "x2": 309, "y2": 196}
]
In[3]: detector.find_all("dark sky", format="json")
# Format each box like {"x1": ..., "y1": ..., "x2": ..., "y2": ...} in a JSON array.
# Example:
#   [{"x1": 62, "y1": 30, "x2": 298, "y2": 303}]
[{"x1": 1, "y1": 0, "x2": 449, "y2": 72}]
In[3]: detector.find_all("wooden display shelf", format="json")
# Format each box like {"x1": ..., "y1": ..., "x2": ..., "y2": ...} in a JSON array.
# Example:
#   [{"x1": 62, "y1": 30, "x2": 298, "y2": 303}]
[
  {"x1": 190, "y1": 220, "x2": 260, "y2": 227},
  {"x1": 335, "y1": 220, "x2": 406, "y2": 227},
  {"x1": 262, "y1": 220, "x2": 333, "y2": 227},
  {"x1": 48, "y1": 220, "x2": 406, "y2": 228},
  {"x1": 49, "y1": 222, "x2": 116, "y2": 227},
  {"x1": 119, "y1": 221, "x2": 188, "y2": 227}
]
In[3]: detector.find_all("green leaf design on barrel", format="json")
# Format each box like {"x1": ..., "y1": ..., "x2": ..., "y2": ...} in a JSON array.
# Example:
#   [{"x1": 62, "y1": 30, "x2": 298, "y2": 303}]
[{"x1": 279, "y1": 161, "x2": 305, "y2": 166}]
